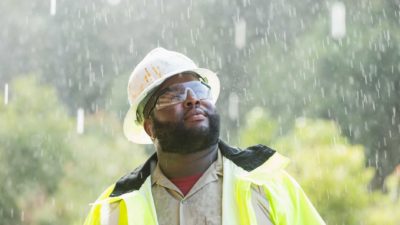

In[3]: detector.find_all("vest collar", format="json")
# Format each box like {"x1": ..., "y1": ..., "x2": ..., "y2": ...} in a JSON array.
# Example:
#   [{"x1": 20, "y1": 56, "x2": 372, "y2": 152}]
[{"x1": 110, "y1": 139, "x2": 275, "y2": 197}]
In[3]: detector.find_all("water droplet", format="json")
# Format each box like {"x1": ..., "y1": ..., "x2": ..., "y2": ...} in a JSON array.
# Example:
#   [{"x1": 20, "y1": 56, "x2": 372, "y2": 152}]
[
  {"x1": 77, "y1": 108, "x2": 85, "y2": 134},
  {"x1": 331, "y1": 2, "x2": 346, "y2": 39},
  {"x1": 235, "y1": 18, "x2": 246, "y2": 49},
  {"x1": 4, "y1": 83, "x2": 8, "y2": 105},
  {"x1": 50, "y1": 0, "x2": 56, "y2": 16}
]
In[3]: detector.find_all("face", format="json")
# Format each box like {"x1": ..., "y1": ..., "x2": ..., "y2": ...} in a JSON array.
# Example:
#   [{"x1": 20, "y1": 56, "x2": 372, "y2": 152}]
[{"x1": 144, "y1": 73, "x2": 220, "y2": 154}]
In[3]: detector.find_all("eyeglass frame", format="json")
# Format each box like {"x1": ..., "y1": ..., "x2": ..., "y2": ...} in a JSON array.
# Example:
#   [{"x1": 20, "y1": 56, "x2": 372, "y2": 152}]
[{"x1": 135, "y1": 73, "x2": 210, "y2": 123}]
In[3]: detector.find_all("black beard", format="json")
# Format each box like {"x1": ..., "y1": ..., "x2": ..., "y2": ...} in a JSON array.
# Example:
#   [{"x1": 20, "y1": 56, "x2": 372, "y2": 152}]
[{"x1": 151, "y1": 111, "x2": 220, "y2": 154}]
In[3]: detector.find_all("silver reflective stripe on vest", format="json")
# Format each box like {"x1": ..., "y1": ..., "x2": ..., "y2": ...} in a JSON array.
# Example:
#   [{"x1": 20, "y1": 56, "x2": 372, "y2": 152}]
[
  {"x1": 123, "y1": 176, "x2": 158, "y2": 225},
  {"x1": 100, "y1": 203, "x2": 111, "y2": 225},
  {"x1": 100, "y1": 202, "x2": 120, "y2": 225}
]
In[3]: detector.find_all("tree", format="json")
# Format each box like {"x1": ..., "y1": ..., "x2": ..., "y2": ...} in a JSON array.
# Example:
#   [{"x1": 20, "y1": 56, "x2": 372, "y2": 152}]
[
  {"x1": 0, "y1": 76, "x2": 72, "y2": 224},
  {"x1": 247, "y1": 0, "x2": 400, "y2": 191},
  {"x1": 273, "y1": 118, "x2": 372, "y2": 225},
  {"x1": 239, "y1": 107, "x2": 400, "y2": 224},
  {"x1": 31, "y1": 112, "x2": 148, "y2": 225},
  {"x1": 0, "y1": 75, "x2": 148, "y2": 225}
]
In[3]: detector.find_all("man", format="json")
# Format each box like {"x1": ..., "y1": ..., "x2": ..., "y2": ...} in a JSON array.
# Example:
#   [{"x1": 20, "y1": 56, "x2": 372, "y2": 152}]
[{"x1": 84, "y1": 48, "x2": 325, "y2": 225}]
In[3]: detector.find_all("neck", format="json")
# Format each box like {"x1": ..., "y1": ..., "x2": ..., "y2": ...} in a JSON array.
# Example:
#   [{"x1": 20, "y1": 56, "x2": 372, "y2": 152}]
[{"x1": 156, "y1": 143, "x2": 218, "y2": 179}]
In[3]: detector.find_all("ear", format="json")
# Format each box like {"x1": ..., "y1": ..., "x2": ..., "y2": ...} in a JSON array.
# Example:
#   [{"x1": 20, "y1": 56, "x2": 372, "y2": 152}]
[{"x1": 143, "y1": 118, "x2": 154, "y2": 139}]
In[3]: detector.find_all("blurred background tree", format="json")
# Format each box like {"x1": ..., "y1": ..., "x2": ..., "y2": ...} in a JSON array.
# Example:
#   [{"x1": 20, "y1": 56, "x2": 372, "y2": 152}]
[
  {"x1": 246, "y1": 0, "x2": 400, "y2": 191},
  {"x1": 239, "y1": 107, "x2": 400, "y2": 225},
  {"x1": 0, "y1": 76, "x2": 147, "y2": 225},
  {"x1": 31, "y1": 112, "x2": 148, "y2": 225},
  {"x1": 0, "y1": 76, "x2": 72, "y2": 224}
]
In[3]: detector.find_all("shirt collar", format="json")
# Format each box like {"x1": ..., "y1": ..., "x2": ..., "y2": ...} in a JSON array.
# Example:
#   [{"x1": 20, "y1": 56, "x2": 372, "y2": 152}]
[{"x1": 151, "y1": 148, "x2": 223, "y2": 190}]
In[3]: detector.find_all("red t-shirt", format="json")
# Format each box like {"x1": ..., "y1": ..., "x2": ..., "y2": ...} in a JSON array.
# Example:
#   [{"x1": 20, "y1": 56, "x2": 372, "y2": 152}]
[{"x1": 170, "y1": 172, "x2": 204, "y2": 196}]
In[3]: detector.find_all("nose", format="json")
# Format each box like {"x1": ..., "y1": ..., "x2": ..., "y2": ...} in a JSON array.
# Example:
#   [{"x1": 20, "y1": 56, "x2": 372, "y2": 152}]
[{"x1": 183, "y1": 89, "x2": 200, "y2": 108}]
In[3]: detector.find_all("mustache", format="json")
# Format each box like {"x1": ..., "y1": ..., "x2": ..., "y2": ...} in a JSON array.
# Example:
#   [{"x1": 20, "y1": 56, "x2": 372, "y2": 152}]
[{"x1": 184, "y1": 108, "x2": 209, "y2": 119}]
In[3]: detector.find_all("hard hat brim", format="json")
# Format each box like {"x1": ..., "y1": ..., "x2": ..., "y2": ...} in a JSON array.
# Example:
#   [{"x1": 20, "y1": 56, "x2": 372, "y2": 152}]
[{"x1": 123, "y1": 67, "x2": 220, "y2": 144}]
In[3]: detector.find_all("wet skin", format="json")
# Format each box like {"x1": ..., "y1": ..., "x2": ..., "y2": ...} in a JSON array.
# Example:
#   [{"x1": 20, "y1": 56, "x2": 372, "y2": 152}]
[{"x1": 143, "y1": 74, "x2": 219, "y2": 179}]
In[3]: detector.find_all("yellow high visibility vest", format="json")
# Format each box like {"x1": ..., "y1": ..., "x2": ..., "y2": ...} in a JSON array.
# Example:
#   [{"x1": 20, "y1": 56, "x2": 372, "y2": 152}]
[{"x1": 84, "y1": 153, "x2": 325, "y2": 225}]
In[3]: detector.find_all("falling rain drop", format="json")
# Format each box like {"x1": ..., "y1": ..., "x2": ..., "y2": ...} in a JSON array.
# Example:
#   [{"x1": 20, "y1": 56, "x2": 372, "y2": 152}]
[
  {"x1": 235, "y1": 18, "x2": 246, "y2": 49},
  {"x1": 77, "y1": 108, "x2": 84, "y2": 134},
  {"x1": 4, "y1": 83, "x2": 8, "y2": 105},
  {"x1": 228, "y1": 92, "x2": 239, "y2": 121},
  {"x1": 107, "y1": 0, "x2": 121, "y2": 6},
  {"x1": 20, "y1": 210, "x2": 24, "y2": 222},
  {"x1": 331, "y1": 2, "x2": 346, "y2": 39},
  {"x1": 392, "y1": 107, "x2": 396, "y2": 125},
  {"x1": 50, "y1": 0, "x2": 56, "y2": 16}
]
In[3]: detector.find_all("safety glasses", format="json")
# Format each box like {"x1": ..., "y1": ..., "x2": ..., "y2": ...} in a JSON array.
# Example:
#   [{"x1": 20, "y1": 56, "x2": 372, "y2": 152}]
[{"x1": 150, "y1": 80, "x2": 212, "y2": 112}]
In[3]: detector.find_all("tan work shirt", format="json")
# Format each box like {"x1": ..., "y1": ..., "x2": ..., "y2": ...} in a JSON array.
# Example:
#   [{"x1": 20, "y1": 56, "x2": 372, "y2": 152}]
[{"x1": 105, "y1": 150, "x2": 273, "y2": 225}]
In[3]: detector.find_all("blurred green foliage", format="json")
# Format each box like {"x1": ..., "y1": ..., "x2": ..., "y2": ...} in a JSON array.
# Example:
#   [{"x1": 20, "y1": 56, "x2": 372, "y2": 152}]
[
  {"x1": 0, "y1": 76, "x2": 72, "y2": 224},
  {"x1": 363, "y1": 173, "x2": 400, "y2": 225},
  {"x1": 246, "y1": 0, "x2": 400, "y2": 190},
  {"x1": 0, "y1": 77, "x2": 148, "y2": 225},
  {"x1": 32, "y1": 112, "x2": 148, "y2": 225},
  {"x1": 275, "y1": 119, "x2": 372, "y2": 225},
  {"x1": 239, "y1": 107, "x2": 400, "y2": 225}
]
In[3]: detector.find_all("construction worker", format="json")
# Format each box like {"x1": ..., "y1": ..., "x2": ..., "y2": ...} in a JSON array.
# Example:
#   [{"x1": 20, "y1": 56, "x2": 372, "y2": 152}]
[{"x1": 83, "y1": 48, "x2": 326, "y2": 225}]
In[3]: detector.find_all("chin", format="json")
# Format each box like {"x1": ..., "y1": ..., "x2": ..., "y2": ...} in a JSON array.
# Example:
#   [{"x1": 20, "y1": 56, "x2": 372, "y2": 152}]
[
  {"x1": 152, "y1": 111, "x2": 220, "y2": 154},
  {"x1": 185, "y1": 120, "x2": 209, "y2": 129}
]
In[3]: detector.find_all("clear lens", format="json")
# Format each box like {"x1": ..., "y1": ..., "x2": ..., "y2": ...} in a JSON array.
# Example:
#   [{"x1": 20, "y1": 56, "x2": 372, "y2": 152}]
[{"x1": 155, "y1": 81, "x2": 211, "y2": 110}]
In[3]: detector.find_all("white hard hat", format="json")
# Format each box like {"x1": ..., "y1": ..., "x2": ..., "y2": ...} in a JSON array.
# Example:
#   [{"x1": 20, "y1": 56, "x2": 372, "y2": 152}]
[{"x1": 123, "y1": 47, "x2": 220, "y2": 144}]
